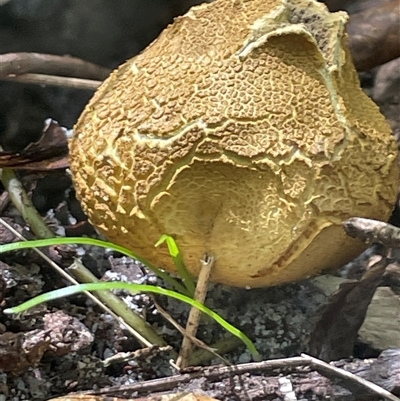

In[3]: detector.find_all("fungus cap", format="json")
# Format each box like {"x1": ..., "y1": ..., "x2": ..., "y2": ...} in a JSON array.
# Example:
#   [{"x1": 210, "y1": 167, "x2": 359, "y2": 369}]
[{"x1": 70, "y1": 0, "x2": 399, "y2": 288}]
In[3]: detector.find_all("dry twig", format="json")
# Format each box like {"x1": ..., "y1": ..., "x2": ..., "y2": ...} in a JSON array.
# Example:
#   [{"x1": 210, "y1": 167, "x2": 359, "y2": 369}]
[
  {"x1": 303, "y1": 353, "x2": 400, "y2": 401},
  {"x1": 152, "y1": 297, "x2": 229, "y2": 365},
  {"x1": 176, "y1": 255, "x2": 214, "y2": 369},
  {"x1": 0, "y1": 52, "x2": 109, "y2": 79},
  {"x1": 0, "y1": 52, "x2": 107, "y2": 90},
  {"x1": 2, "y1": 73, "x2": 101, "y2": 90},
  {"x1": 56, "y1": 351, "x2": 400, "y2": 400},
  {"x1": 343, "y1": 217, "x2": 400, "y2": 249}
]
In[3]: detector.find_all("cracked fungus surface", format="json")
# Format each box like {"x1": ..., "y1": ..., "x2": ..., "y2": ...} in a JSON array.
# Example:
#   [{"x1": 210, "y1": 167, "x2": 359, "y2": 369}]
[{"x1": 70, "y1": 0, "x2": 399, "y2": 287}]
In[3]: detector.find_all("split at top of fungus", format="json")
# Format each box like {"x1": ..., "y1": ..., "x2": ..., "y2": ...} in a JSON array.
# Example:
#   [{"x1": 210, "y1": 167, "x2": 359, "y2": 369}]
[{"x1": 70, "y1": 0, "x2": 398, "y2": 288}]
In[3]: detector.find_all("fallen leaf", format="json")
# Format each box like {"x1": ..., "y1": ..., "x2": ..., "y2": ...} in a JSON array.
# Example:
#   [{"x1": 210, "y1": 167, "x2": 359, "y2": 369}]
[
  {"x1": 307, "y1": 255, "x2": 388, "y2": 360},
  {"x1": 0, "y1": 119, "x2": 69, "y2": 170}
]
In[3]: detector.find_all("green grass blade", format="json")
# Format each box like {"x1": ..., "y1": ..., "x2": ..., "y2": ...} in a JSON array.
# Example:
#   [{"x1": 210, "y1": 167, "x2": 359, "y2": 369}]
[
  {"x1": 3, "y1": 282, "x2": 259, "y2": 358},
  {"x1": 0, "y1": 238, "x2": 190, "y2": 296},
  {"x1": 155, "y1": 235, "x2": 195, "y2": 296}
]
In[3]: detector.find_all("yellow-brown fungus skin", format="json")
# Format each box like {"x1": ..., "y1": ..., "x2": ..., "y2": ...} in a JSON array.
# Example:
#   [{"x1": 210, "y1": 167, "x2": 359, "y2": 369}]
[{"x1": 70, "y1": 0, "x2": 399, "y2": 288}]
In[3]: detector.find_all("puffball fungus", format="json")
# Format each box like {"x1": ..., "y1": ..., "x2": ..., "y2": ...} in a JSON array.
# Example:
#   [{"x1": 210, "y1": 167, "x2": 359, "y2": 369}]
[{"x1": 70, "y1": 0, "x2": 398, "y2": 287}]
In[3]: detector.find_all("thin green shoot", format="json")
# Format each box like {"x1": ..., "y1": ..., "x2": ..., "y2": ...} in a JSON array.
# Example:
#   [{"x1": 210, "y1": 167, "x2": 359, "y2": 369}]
[
  {"x1": 155, "y1": 234, "x2": 195, "y2": 296},
  {"x1": 0, "y1": 237, "x2": 190, "y2": 296},
  {"x1": 3, "y1": 282, "x2": 259, "y2": 359}
]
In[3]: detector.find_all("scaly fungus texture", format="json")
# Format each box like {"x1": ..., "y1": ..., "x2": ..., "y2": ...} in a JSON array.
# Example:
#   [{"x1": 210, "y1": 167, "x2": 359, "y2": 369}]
[{"x1": 70, "y1": 0, "x2": 399, "y2": 287}]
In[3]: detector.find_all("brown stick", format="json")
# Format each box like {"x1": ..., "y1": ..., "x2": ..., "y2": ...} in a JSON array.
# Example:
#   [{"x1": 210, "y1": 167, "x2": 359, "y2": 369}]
[
  {"x1": 343, "y1": 217, "x2": 400, "y2": 249},
  {"x1": 303, "y1": 353, "x2": 400, "y2": 401},
  {"x1": 0, "y1": 52, "x2": 110, "y2": 80},
  {"x1": 2, "y1": 73, "x2": 102, "y2": 90},
  {"x1": 176, "y1": 255, "x2": 214, "y2": 369},
  {"x1": 57, "y1": 351, "x2": 400, "y2": 400}
]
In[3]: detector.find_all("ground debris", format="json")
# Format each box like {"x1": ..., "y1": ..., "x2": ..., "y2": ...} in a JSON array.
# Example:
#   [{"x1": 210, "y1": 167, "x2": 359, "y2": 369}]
[{"x1": 0, "y1": 310, "x2": 93, "y2": 375}]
